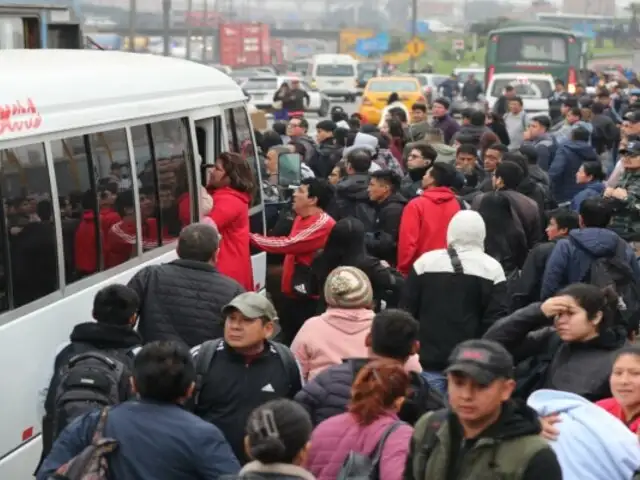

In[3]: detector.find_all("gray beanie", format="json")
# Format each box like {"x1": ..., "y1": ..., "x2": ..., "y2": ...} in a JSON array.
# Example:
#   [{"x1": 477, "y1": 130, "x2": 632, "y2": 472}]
[{"x1": 324, "y1": 266, "x2": 373, "y2": 309}]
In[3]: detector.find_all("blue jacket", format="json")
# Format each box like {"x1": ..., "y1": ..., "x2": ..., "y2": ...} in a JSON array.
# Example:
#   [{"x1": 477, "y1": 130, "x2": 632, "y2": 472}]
[
  {"x1": 548, "y1": 140, "x2": 597, "y2": 203},
  {"x1": 528, "y1": 389, "x2": 640, "y2": 480},
  {"x1": 541, "y1": 227, "x2": 640, "y2": 299},
  {"x1": 36, "y1": 400, "x2": 240, "y2": 480},
  {"x1": 570, "y1": 181, "x2": 605, "y2": 212}
]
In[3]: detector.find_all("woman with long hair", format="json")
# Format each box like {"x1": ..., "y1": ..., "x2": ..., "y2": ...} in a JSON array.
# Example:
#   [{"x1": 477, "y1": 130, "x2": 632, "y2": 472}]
[
  {"x1": 273, "y1": 82, "x2": 290, "y2": 121},
  {"x1": 311, "y1": 217, "x2": 404, "y2": 310},
  {"x1": 486, "y1": 111, "x2": 510, "y2": 146},
  {"x1": 477, "y1": 191, "x2": 528, "y2": 276},
  {"x1": 381, "y1": 118, "x2": 405, "y2": 164},
  {"x1": 306, "y1": 360, "x2": 412, "y2": 480},
  {"x1": 206, "y1": 151, "x2": 255, "y2": 290}
]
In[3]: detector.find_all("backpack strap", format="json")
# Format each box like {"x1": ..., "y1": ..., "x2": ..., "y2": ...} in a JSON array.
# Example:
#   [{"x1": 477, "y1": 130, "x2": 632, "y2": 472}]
[
  {"x1": 193, "y1": 338, "x2": 223, "y2": 405},
  {"x1": 447, "y1": 247, "x2": 464, "y2": 275},
  {"x1": 370, "y1": 421, "x2": 405, "y2": 476},
  {"x1": 412, "y1": 409, "x2": 448, "y2": 480},
  {"x1": 270, "y1": 341, "x2": 302, "y2": 390},
  {"x1": 92, "y1": 407, "x2": 110, "y2": 443}
]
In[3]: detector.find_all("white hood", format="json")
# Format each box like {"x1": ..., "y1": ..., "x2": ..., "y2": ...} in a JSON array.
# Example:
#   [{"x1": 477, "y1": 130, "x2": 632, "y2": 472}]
[{"x1": 446, "y1": 210, "x2": 485, "y2": 251}]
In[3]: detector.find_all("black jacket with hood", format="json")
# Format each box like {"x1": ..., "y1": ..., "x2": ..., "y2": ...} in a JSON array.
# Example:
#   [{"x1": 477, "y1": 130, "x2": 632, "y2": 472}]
[
  {"x1": 365, "y1": 192, "x2": 408, "y2": 265},
  {"x1": 484, "y1": 302, "x2": 627, "y2": 401},
  {"x1": 330, "y1": 173, "x2": 376, "y2": 229},
  {"x1": 400, "y1": 167, "x2": 428, "y2": 200},
  {"x1": 294, "y1": 358, "x2": 445, "y2": 427},
  {"x1": 311, "y1": 138, "x2": 342, "y2": 179}
]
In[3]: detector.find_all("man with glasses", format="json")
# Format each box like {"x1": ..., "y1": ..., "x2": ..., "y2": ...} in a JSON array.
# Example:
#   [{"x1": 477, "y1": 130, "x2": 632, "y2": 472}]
[{"x1": 287, "y1": 117, "x2": 316, "y2": 167}]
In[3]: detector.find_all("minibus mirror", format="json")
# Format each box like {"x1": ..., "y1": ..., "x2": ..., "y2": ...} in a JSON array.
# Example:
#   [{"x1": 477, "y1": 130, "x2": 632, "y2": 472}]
[{"x1": 277, "y1": 152, "x2": 302, "y2": 187}]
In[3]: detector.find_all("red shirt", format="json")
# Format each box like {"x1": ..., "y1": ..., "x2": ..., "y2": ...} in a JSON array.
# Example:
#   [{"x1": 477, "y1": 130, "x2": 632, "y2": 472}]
[
  {"x1": 397, "y1": 187, "x2": 461, "y2": 276},
  {"x1": 105, "y1": 218, "x2": 160, "y2": 268},
  {"x1": 596, "y1": 397, "x2": 640, "y2": 433},
  {"x1": 74, "y1": 208, "x2": 121, "y2": 274},
  {"x1": 251, "y1": 212, "x2": 335, "y2": 296}
]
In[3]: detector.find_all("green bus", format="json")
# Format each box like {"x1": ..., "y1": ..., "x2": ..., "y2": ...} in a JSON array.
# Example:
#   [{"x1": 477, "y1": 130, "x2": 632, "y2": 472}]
[{"x1": 485, "y1": 24, "x2": 586, "y2": 94}]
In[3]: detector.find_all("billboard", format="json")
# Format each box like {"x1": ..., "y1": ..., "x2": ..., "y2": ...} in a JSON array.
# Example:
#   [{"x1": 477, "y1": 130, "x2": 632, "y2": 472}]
[
  {"x1": 339, "y1": 28, "x2": 375, "y2": 56},
  {"x1": 219, "y1": 23, "x2": 271, "y2": 68}
]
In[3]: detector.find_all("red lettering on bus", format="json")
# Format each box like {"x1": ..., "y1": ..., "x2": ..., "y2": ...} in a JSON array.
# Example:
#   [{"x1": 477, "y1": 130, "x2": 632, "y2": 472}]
[{"x1": 0, "y1": 98, "x2": 42, "y2": 135}]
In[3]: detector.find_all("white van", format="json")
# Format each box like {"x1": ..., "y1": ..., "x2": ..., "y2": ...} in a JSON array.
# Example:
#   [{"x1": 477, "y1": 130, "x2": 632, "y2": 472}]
[
  {"x1": 486, "y1": 73, "x2": 553, "y2": 116},
  {"x1": 0, "y1": 49, "x2": 266, "y2": 479},
  {"x1": 308, "y1": 54, "x2": 359, "y2": 102}
]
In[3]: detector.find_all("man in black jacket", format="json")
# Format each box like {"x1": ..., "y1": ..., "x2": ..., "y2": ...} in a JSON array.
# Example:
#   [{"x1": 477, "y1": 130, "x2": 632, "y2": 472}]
[
  {"x1": 294, "y1": 309, "x2": 444, "y2": 426},
  {"x1": 39, "y1": 284, "x2": 142, "y2": 464},
  {"x1": 511, "y1": 209, "x2": 579, "y2": 311},
  {"x1": 330, "y1": 148, "x2": 376, "y2": 228},
  {"x1": 312, "y1": 119, "x2": 343, "y2": 178},
  {"x1": 366, "y1": 170, "x2": 407, "y2": 265},
  {"x1": 128, "y1": 223, "x2": 245, "y2": 347}
]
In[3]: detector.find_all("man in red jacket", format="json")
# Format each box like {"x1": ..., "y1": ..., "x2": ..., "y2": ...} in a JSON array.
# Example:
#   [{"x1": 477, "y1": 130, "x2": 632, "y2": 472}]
[
  {"x1": 250, "y1": 178, "x2": 335, "y2": 344},
  {"x1": 397, "y1": 162, "x2": 461, "y2": 276}
]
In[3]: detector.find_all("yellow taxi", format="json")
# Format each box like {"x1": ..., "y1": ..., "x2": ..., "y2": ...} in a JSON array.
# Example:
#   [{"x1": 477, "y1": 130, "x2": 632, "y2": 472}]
[{"x1": 359, "y1": 76, "x2": 425, "y2": 126}]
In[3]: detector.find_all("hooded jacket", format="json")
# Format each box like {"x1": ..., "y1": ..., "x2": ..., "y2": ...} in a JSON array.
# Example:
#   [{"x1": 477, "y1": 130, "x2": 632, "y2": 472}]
[
  {"x1": 401, "y1": 211, "x2": 508, "y2": 370},
  {"x1": 365, "y1": 192, "x2": 407, "y2": 265},
  {"x1": 397, "y1": 187, "x2": 461, "y2": 276},
  {"x1": 400, "y1": 167, "x2": 428, "y2": 200},
  {"x1": 330, "y1": 173, "x2": 376, "y2": 229},
  {"x1": 290, "y1": 308, "x2": 376, "y2": 381},
  {"x1": 306, "y1": 411, "x2": 412, "y2": 480},
  {"x1": 312, "y1": 138, "x2": 342, "y2": 179},
  {"x1": 405, "y1": 402, "x2": 561, "y2": 480},
  {"x1": 548, "y1": 140, "x2": 598, "y2": 203},
  {"x1": 528, "y1": 389, "x2": 640, "y2": 480},
  {"x1": 528, "y1": 164, "x2": 550, "y2": 187},
  {"x1": 484, "y1": 302, "x2": 627, "y2": 400},
  {"x1": 571, "y1": 181, "x2": 605, "y2": 212},
  {"x1": 541, "y1": 227, "x2": 640, "y2": 299},
  {"x1": 291, "y1": 135, "x2": 317, "y2": 166},
  {"x1": 451, "y1": 124, "x2": 490, "y2": 149},
  {"x1": 207, "y1": 186, "x2": 254, "y2": 290},
  {"x1": 432, "y1": 143, "x2": 457, "y2": 165}
]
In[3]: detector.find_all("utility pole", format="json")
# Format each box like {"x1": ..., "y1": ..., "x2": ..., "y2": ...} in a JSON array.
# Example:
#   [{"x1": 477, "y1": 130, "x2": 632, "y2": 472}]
[
  {"x1": 128, "y1": 0, "x2": 136, "y2": 52},
  {"x1": 409, "y1": 0, "x2": 417, "y2": 71},
  {"x1": 186, "y1": 0, "x2": 193, "y2": 59},
  {"x1": 162, "y1": 0, "x2": 171, "y2": 56}
]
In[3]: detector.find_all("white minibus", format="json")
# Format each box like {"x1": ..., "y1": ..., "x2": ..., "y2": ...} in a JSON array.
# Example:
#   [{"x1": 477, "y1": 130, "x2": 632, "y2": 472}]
[
  {"x1": 308, "y1": 54, "x2": 359, "y2": 102},
  {"x1": 0, "y1": 49, "x2": 265, "y2": 479}
]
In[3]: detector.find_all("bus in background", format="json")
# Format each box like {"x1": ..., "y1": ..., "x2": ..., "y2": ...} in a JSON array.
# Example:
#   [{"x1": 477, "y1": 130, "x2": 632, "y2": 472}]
[
  {"x1": 485, "y1": 24, "x2": 584, "y2": 94},
  {"x1": 0, "y1": 3, "x2": 83, "y2": 49}
]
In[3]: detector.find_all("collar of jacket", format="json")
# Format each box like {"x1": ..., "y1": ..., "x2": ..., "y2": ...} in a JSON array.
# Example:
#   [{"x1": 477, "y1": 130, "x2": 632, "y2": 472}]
[
  {"x1": 239, "y1": 461, "x2": 316, "y2": 480},
  {"x1": 170, "y1": 258, "x2": 217, "y2": 273}
]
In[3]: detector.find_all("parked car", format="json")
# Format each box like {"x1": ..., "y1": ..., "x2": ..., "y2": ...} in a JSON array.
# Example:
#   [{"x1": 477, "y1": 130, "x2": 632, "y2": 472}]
[
  {"x1": 413, "y1": 73, "x2": 449, "y2": 106},
  {"x1": 243, "y1": 76, "x2": 331, "y2": 117}
]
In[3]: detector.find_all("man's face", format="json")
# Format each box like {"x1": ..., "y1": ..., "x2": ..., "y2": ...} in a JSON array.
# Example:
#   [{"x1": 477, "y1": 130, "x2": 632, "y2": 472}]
[
  {"x1": 421, "y1": 167, "x2": 435, "y2": 189},
  {"x1": 224, "y1": 310, "x2": 272, "y2": 349},
  {"x1": 456, "y1": 152, "x2": 477, "y2": 174},
  {"x1": 287, "y1": 119, "x2": 305, "y2": 137},
  {"x1": 368, "y1": 178, "x2": 390, "y2": 203},
  {"x1": 411, "y1": 108, "x2": 426, "y2": 123},
  {"x1": 598, "y1": 95, "x2": 610, "y2": 106},
  {"x1": 561, "y1": 104, "x2": 570, "y2": 117},
  {"x1": 545, "y1": 217, "x2": 565, "y2": 240},
  {"x1": 447, "y1": 372, "x2": 514, "y2": 424},
  {"x1": 505, "y1": 89, "x2": 515, "y2": 99},
  {"x1": 483, "y1": 149, "x2": 501, "y2": 173},
  {"x1": 567, "y1": 112, "x2": 579, "y2": 125},
  {"x1": 622, "y1": 152, "x2": 640, "y2": 171},
  {"x1": 528, "y1": 120, "x2": 545, "y2": 139},
  {"x1": 508, "y1": 100, "x2": 522, "y2": 114},
  {"x1": 293, "y1": 183, "x2": 315, "y2": 213},
  {"x1": 291, "y1": 80, "x2": 300, "y2": 90},
  {"x1": 407, "y1": 148, "x2": 428, "y2": 170},
  {"x1": 432, "y1": 103, "x2": 446, "y2": 118},
  {"x1": 316, "y1": 128, "x2": 332, "y2": 143}
]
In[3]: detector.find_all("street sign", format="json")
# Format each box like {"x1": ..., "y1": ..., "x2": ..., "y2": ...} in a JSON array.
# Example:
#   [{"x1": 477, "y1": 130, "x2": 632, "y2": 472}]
[
  {"x1": 452, "y1": 39, "x2": 464, "y2": 51},
  {"x1": 355, "y1": 33, "x2": 390, "y2": 56},
  {"x1": 405, "y1": 38, "x2": 425, "y2": 58}
]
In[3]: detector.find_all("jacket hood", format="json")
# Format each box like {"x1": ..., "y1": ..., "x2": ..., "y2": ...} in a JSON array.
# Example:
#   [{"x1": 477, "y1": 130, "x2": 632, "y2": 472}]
[
  {"x1": 406, "y1": 121, "x2": 431, "y2": 141},
  {"x1": 562, "y1": 140, "x2": 597, "y2": 161},
  {"x1": 457, "y1": 124, "x2": 486, "y2": 145},
  {"x1": 343, "y1": 133, "x2": 379, "y2": 157},
  {"x1": 422, "y1": 186, "x2": 457, "y2": 205},
  {"x1": 336, "y1": 174, "x2": 370, "y2": 201},
  {"x1": 210, "y1": 185, "x2": 251, "y2": 205},
  {"x1": 433, "y1": 143, "x2": 457, "y2": 156},
  {"x1": 584, "y1": 181, "x2": 606, "y2": 195},
  {"x1": 446, "y1": 210, "x2": 485, "y2": 250},
  {"x1": 568, "y1": 227, "x2": 621, "y2": 257},
  {"x1": 452, "y1": 400, "x2": 541, "y2": 440},
  {"x1": 70, "y1": 322, "x2": 142, "y2": 350},
  {"x1": 380, "y1": 192, "x2": 408, "y2": 208},
  {"x1": 322, "y1": 308, "x2": 374, "y2": 335}
]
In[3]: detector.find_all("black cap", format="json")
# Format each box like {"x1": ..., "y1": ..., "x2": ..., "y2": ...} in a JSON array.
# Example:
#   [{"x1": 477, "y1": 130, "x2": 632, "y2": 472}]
[
  {"x1": 625, "y1": 111, "x2": 640, "y2": 124},
  {"x1": 316, "y1": 119, "x2": 337, "y2": 133},
  {"x1": 445, "y1": 339, "x2": 514, "y2": 386},
  {"x1": 620, "y1": 140, "x2": 640, "y2": 156}
]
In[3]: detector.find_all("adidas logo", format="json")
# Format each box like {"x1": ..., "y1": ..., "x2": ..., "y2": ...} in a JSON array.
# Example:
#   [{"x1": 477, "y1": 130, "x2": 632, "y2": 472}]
[{"x1": 261, "y1": 383, "x2": 275, "y2": 392}]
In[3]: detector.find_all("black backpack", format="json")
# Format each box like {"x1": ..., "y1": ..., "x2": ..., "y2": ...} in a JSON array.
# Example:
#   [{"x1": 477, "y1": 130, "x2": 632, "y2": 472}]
[
  {"x1": 337, "y1": 421, "x2": 404, "y2": 480},
  {"x1": 193, "y1": 338, "x2": 300, "y2": 406},
  {"x1": 573, "y1": 237, "x2": 640, "y2": 334},
  {"x1": 52, "y1": 349, "x2": 136, "y2": 439}
]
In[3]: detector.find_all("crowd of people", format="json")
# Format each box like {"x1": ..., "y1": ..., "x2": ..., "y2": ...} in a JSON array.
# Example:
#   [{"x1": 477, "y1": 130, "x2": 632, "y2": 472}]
[{"x1": 33, "y1": 80, "x2": 640, "y2": 480}]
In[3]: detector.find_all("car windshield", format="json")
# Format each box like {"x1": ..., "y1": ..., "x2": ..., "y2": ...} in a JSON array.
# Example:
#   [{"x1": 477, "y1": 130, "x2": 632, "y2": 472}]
[
  {"x1": 244, "y1": 79, "x2": 279, "y2": 91},
  {"x1": 367, "y1": 80, "x2": 419, "y2": 92},
  {"x1": 316, "y1": 64, "x2": 355, "y2": 76},
  {"x1": 490, "y1": 78, "x2": 552, "y2": 98}
]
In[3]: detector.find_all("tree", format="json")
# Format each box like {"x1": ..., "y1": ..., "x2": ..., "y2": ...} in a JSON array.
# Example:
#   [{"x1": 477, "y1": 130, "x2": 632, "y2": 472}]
[{"x1": 628, "y1": 2, "x2": 640, "y2": 36}]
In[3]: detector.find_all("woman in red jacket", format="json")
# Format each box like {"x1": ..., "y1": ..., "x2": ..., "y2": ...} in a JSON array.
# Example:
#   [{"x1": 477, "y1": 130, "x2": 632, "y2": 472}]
[{"x1": 204, "y1": 151, "x2": 254, "y2": 290}]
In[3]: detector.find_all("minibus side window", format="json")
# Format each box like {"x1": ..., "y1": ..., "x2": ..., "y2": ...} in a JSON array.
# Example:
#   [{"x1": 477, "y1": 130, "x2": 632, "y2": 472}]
[{"x1": 0, "y1": 143, "x2": 58, "y2": 310}]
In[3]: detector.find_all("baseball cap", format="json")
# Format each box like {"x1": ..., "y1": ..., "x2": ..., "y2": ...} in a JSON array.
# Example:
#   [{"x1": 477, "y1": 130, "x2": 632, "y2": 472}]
[
  {"x1": 625, "y1": 111, "x2": 640, "y2": 124},
  {"x1": 620, "y1": 140, "x2": 640, "y2": 156},
  {"x1": 222, "y1": 292, "x2": 278, "y2": 322},
  {"x1": 445, "y1": 339, "x2": 514, "y2": 386}
]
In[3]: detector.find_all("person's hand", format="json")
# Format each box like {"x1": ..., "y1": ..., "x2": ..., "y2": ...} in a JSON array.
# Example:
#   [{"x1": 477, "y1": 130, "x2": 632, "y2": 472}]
[
  {"x1": 540, "y1": 297, "x2": 572, "y2": 318},
  {"x1": 540, "y1": 414, "x2": 561, "y2": 441},
  {"x1": 612, "y1": 188, "x2": 628, "y2": 200}
]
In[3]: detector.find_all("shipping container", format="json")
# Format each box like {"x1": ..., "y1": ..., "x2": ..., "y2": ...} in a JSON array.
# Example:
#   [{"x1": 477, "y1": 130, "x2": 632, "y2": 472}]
[{"x1": 219, "y1": 22, "x2": 271, "y2": 68}]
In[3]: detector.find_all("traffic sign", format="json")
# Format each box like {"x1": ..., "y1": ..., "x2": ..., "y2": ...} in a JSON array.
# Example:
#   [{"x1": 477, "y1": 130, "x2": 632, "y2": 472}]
[
  {"x1": 405, "y1": 38, "x2": 425, "y2": 58},
  {"x1": 452, "y1": 39, "x2": 464, "y2": 51},
  {"x1": 355, "y1": 33, "x2": 390, "y2": 56}
]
